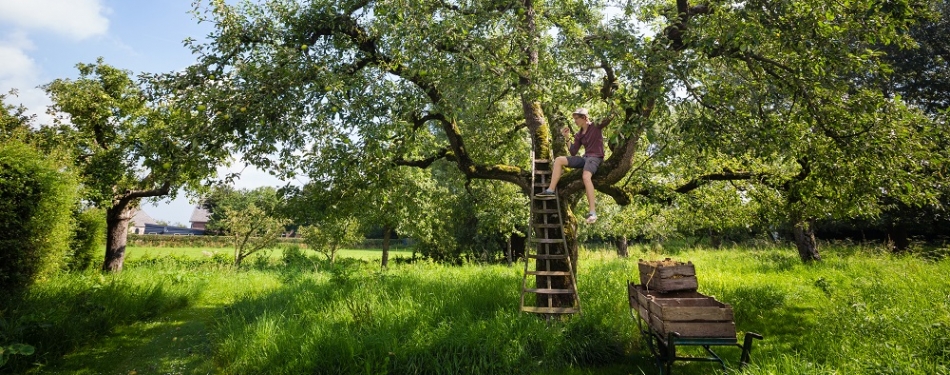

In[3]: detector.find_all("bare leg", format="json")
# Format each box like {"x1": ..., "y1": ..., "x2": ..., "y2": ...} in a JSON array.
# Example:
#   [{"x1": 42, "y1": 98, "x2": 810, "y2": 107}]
[
  {"x1": 582, "y1": 170, "x2": 596, "y2": 214},
  {"x1": 547, "y1": 156, "x2": 567, "y2": 191}
]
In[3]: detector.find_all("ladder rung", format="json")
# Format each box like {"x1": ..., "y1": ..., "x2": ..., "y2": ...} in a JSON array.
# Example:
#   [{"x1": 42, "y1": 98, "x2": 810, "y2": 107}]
[
  {"x1": 532, "y1": 223, "x2": 561, "y2": 228},
  {"x1": 524, "y1": 288, "x2": 575, "y2": 294},
  {"x1": 527, "y1": 271, "x2": 573, "y2": 276},
  {"x1": 532, "y1": 209, "x2": 559, "y2": 214},
  {"x1": 527, "y1": 254, "x2": 569, "y2": 259},
  {"x1": 535, "y1": 170, "x2": 552, "y2": 175},
  {"x1": 533, "y1": 195, "x2": 557, "y2": 201},
  {"x1": 534, "y1": 159, "x2": 550, "y2": 164},
  {"x1": 521, "y1": 306, "x2": 578, "y2": 314},
  {"x1": 529, "y1": 238, "x2": 564, "y2": 244},
  {"x1": 533, "y1": 182, "x2": 549, "y2": 187}
]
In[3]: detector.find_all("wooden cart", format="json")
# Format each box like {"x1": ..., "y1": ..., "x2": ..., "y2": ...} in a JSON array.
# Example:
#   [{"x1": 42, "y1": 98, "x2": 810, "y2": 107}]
[{"x1": 628, "y1": 282, "x2": 762, "y2": 374}]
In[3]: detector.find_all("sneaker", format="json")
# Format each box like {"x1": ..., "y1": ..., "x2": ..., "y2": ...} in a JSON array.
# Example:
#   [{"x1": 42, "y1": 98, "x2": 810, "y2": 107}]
[
  {"x1": 537, "y1": 189, "x2": 556, "y2": 197},
  {"x1": 584, "y1": 213, "x2": 597, "y2": 224}
]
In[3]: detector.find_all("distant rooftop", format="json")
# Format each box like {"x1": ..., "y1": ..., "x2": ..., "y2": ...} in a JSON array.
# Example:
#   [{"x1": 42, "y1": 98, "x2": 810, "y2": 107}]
[
  {"x1": 130, "y1": 209, "x2": 158, "y2": 227},
  {"x1": 190, "y1": 206, "x2": 210, "y2": 223}
]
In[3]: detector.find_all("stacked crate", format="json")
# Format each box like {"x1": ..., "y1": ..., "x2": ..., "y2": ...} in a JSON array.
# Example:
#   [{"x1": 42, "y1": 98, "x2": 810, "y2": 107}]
[{"x1": 630, "y1": 258, "x2": 736, "y2": 339}]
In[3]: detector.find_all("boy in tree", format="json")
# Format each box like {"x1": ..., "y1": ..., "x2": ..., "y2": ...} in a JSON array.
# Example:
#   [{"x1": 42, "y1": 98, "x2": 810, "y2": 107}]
[{"x1": 537, "y1": 108, "x2": 607, "y2": 224}]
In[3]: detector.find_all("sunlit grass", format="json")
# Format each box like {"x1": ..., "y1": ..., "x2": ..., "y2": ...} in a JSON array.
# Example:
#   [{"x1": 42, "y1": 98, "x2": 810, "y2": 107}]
[
  {"x1": 126, "y1": 245, "x2": 415, "y2": 261},
  {"x1": 4, "y1": 242, "x2": 949, "y2": 374}
]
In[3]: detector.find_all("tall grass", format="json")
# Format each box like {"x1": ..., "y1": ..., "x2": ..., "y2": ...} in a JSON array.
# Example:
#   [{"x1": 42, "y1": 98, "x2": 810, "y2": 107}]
[
  {"x1": 0, "y1": 269, "x2": 202, "y2": 372},
  {"x1": 5, "y1": 242, "x2": 950, "y2": 374},
  {"x1": 210, "y1": 243, "x2": 950, "y2": 375},
  {"x1": 211, "y1": 258, "x2": 640, "y2": 374}
]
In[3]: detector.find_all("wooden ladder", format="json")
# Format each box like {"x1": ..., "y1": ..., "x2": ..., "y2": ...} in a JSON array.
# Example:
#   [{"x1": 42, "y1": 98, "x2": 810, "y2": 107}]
[{"x1": 520, "y1": 158, "x2": 581, "y2": 315}]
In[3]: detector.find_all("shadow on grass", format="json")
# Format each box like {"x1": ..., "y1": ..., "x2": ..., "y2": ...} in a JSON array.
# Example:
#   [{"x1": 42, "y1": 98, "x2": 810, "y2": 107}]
[
  {"x1": 712, "y1": 284, "x2": 818, "y2": 371},
  {"x1": 1, "y1": 276, "x2": 200, "y2": 374},
  {"x1": 37, "y1": 306, "x2": 217, "y2": 374}
]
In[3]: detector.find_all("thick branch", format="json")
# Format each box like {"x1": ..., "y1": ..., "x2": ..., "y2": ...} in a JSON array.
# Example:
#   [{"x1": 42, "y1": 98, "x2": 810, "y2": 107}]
[
  {"x1": 674, "y1": 170, "x2": 757, "y2": 194},
  {"x1": 394, "y1": 148, "x2": 449, "y2": 168}
]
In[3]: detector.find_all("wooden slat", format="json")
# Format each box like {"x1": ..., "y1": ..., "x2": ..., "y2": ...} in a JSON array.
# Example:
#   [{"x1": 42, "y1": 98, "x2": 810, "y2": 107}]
[
  {"x1": 532, "y1": 208, "x2": 559, "y2": 214},
  {"x1": 646, "y1": 296, "x2": 733, "y2": 321},
  {"x1": 524, "y1": 288, "x2": 575, "y2": 294},
  {"x1": 532, "y1": 223, "x2": 561, "y2": 228},
  {"x1": 649, "y1": 314, "x2": 736, "y2": 339},
  {"x1": 527, "y1": 271, "x2": 573, "y2": 276},
  {"x1": 522, "y1": 306, "x2": 577, "y2": 314},
  {"x1": 534, "y1": 159, "x2": 550, "y2": 164},
  {"x1": 533, "y1": 195, "x2": 557, "y2": 201},
  {"x1": 527, "y1": 254, "x2": 568, "y2": 260},
  {"x1": 529, "y1": 238, "x2": 564, "y2": 243}
]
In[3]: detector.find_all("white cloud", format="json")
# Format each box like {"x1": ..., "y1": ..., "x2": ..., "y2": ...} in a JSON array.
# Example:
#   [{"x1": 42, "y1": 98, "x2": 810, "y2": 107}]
[
  {"x1": 0, "y1": 0, "x2": 109, "y2": 40},
  {"x1": 0, "y1": 33, "x2": 51, "y2": 124}
]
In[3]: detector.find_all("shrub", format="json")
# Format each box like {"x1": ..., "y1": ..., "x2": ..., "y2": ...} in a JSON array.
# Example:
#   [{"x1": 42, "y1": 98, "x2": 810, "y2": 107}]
[
  {"x1": 67, "y1": 208, "x2": 106, "y2": 271},
  {"x1": 0, "y1": 140, "x2": 77, "y2": 293}
]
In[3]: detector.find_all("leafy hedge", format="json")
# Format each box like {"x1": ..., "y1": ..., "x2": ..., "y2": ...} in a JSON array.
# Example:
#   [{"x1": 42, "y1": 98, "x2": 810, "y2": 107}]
[
  {"x1": 128, "y1": 234, "x2": 304, "y2": 248},
  {"x1": 68, "y1": 208, "x2": 106, "y2": 271},
  {"x1": 126, "y1": 234, "x2": 412, "y2": 249},
  {"x1": 0, "y1": 140, "x2": 78, "y2": 293}
]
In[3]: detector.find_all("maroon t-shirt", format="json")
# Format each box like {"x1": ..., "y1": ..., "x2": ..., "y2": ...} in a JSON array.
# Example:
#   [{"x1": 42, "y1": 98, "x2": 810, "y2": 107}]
[{"x1": 569, "y1": 122, "x2": 605, "y2": 158}]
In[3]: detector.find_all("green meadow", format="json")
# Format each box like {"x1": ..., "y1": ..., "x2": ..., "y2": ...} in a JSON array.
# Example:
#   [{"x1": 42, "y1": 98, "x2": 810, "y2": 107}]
[{"x1": 2, "y1": 243, "x2": 949, "y2": 374}]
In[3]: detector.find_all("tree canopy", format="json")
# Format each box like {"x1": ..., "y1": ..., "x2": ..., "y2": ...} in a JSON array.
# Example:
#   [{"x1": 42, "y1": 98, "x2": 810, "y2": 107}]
[
  {"x1": 42, "y1": 59, "x2": 233, "y2": 271},
  {"x1": 179, "y1": 0, "x2": 944, "y2": 262}
]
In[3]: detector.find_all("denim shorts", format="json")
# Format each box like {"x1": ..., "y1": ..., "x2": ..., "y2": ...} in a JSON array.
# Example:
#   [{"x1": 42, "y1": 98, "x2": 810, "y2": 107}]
[{"x1": 567, "y1": 156, "x2": 603, "y2": 174}]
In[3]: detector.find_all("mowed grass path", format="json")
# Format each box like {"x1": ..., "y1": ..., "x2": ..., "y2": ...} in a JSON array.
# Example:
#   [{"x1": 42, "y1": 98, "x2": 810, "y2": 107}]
[{"x1": 11, "y1": 243, "x2": 950, "y2": 374}]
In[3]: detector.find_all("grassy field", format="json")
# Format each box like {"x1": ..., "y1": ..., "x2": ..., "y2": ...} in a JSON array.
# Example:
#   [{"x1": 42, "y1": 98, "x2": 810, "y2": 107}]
[
  {"x1": 2, "y1": 242, "x2": 949, "y2": 374},
  {"x1": 126, "y1": 245, "x2": 416, "y2": 261}
]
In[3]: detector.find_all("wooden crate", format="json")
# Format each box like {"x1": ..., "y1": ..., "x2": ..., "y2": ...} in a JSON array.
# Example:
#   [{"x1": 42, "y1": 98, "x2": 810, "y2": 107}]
[
  {"x1": 629, "y1": 283, "x2": 705, "y2": 309},
  {"x1": 638, "y1": 258, "x2": 698, "y2": 292},
  {"x1": 629, "y1": 283, "x2": 736, "y2": 339}
]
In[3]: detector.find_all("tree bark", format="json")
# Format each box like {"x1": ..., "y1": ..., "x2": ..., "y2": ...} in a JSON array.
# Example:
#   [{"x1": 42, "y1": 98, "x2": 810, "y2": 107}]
[
  {"x1": 887, "y1": 223, "x2": 910, "y2": 252},
  {"x1": 506, "y1": 236, "x2": 513, "y2": 266},
  {"x1": 615, "y1": 236, "x2": 629, "y2": 258},
  {"x1": 709, "y1": 229, "x2": 722, "y2": 249},
  {"x1": 103, "y1": 204, "x2": 134, "y2": 272},
  {"x1": 793, "y1": 219, "x2": 821, "y2": 262},
  {"x1": 381, "y1": 225, "x2": 391, "y2": 269}
]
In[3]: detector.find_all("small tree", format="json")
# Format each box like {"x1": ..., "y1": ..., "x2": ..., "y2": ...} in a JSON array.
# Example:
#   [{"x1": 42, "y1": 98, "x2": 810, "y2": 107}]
[
  {"x1": 222, "y1": 203, "x2": 288, "y2": 267},
  {"x1": 300, "y1": 217, "x2": 362, "y2": 265}
]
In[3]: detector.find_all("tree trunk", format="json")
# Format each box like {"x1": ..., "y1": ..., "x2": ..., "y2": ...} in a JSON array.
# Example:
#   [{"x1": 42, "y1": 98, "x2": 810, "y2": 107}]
[
  {"x1": 506, "y1": 236, "x2": 513, "y2": 266},
  {"x1": 793, "y1": 219, "x2": 821, "y2": 262},
  {"x1": 615, "y1": 236, "x2": 629, "y2": 258},
  {"x1": 887, "y1": 224, "x2": 910, "y2": 252},
  {"x1": 381, "y1": 225, "x2": 391, "y2": 269},
  {"x1": 103, "y1": 204, "x2": 134, "y2": 272},
  {"x1": 709, "y1": 229, "x2": 722, "y2": 249}
]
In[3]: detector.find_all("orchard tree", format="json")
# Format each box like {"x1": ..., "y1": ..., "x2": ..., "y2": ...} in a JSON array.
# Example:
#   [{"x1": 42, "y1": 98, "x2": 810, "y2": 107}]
[
  {"x1": 182, "y1": 0, "x2": 935, "y2": 266},
  {"x1": 300, "y1": 217, "x2": 362, "y2": 264},
  {"x1": 223, "y1": 204, "x2": 288, "y2": 267},
  {"x1": 43, "y1": 59, "x2": 231, "y2": 271},
  {"x1": 1, "y1": 91, "x2": 34, "y2": 142},
  {"x1": 205, "y1": 186, "x2": 289, "y2": 267}
]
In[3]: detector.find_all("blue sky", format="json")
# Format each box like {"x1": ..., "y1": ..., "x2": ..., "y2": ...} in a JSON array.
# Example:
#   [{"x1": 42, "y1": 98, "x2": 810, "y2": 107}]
[{"x1": 0, "y1": 0, "x2": 289, "y2": 225}]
